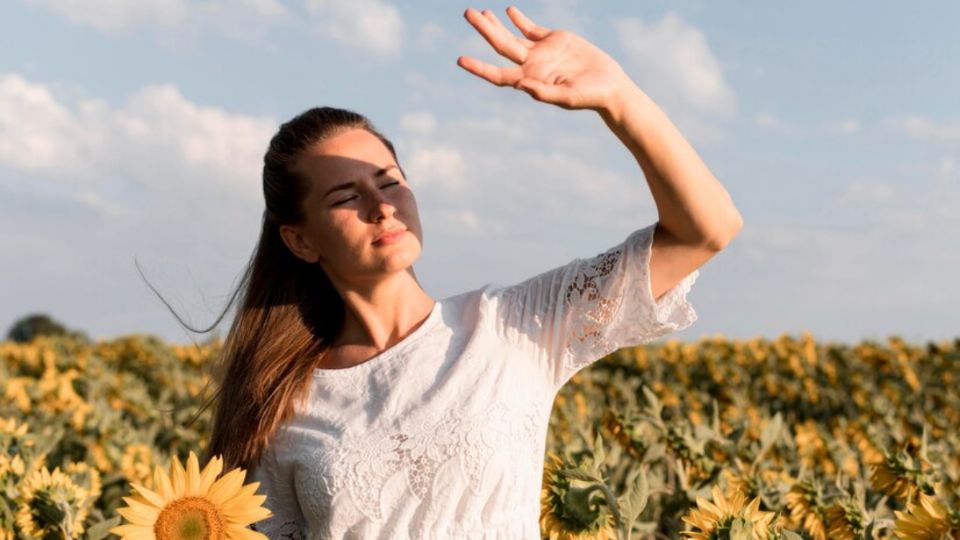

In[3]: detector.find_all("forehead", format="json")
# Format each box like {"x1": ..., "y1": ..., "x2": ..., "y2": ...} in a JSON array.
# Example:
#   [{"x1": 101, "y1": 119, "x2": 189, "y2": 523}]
[{"x1": 294, "y1": 128, "x2": 395, "y2": 185}]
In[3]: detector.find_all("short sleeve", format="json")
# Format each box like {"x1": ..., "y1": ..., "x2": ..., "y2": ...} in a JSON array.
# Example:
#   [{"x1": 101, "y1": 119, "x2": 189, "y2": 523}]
[
  {"x1": 491, "y1": 221, "x2": 699, "y2": 392},
  {"x1": 248, "y1": 443, "x2": 307, "y2": 540}
]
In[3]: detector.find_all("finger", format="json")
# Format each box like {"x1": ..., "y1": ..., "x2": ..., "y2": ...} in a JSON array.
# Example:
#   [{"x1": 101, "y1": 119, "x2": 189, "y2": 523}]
[
  {"x1": 481, "y1": 9, "x2": 534, "y2": 50},
  {"x1": 506, "y1": 6, "x2": 551, "y2": 41},
  {"x1": 457, "y1": 55, "x2": 523, "y2": 87},
  {"x1": 514, "y1": 78, "x2": 575, "y2": 108},
  {"x1": 463, "y1": 7, "x2": 527, "y2": 65}
]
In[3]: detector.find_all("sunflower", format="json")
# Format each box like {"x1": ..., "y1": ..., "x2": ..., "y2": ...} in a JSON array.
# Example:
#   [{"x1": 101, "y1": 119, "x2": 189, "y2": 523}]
[
  {"x1": 599, "y1": 410, "x2": 644, "y2": 461},
  {"x1": 823, "y1": 500, "x2": 864, "y2": 540},
  {"x1": 0, "y1": 453, "x2": 26, "y2": 481},
  {"x1": 893, "y1": 491, "x2": 960, "y2": 540},
  {"x1": 539, "y1": 452, "x2": 617, "y2": 540},
  {"x1": 0, "y1": 416, "x2": 34, "y2": 456},
  {"x1": 110, "y1": 450, "x2": 273, "y2": 540},
  {"x1": 121, "y1": 443, "x2": 156, "y2": 489},
  {"x1": 0, "y1": 454, "x2": 27, "y2": 539},
  {"x1": 681, "y1": 484, "x2": 778, "y2": 540},
  {"x1": 0, "y1": 416, "x2": 29, "y2": 438},
  {"x1": 16, "y1": 465, "x2": 90, "y2": 539},
  {"x1": 64, "y1": 461, "x2": 103, "y2": 503},
  {"x1": 2, "y1": 378, "x2": 32, "y2": 412},
  {"x1": 870, "y1": 452, "x2": 920, "y2": 501},
  {"x1": 784, "y1": 478, "x2": 827, "y2": 540}
]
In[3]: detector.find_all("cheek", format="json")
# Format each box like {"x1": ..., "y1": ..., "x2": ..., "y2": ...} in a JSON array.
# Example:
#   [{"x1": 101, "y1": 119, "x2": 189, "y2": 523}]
[
  {"x1": 313, "y1": 215, "x2": 352, "y2": 249},
  {"x1": 398, "y1": 189, "x2": 418, "y2": 212}
]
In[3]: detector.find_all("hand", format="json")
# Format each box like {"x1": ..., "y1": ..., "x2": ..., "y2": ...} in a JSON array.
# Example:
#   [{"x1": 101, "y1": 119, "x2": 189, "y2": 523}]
[{"x1": 457, "y1": 6, "x2": 634, "y2": 113}]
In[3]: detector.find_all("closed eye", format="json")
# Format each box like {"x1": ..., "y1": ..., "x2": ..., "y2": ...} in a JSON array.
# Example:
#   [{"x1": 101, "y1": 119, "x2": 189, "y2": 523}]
[{"x1": 332, "y1": 181, "x2": 401, "y2": 206}]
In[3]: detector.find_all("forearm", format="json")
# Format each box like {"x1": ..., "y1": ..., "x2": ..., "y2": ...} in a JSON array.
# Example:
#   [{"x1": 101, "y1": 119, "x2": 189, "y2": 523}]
[{"x1": 598, "y1": 81, "x2": 743, "y2": 249}]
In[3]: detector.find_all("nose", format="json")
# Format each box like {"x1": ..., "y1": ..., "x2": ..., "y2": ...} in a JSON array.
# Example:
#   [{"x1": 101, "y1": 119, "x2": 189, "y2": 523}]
[{"x1": 368, "y1": 188, "x2": 397, "y2": 222}]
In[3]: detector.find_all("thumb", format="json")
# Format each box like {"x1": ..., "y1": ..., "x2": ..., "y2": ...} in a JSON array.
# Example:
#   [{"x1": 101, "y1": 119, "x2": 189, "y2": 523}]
[{"x1": 513, "y1": 78, "x2": 570, "y2": 106}]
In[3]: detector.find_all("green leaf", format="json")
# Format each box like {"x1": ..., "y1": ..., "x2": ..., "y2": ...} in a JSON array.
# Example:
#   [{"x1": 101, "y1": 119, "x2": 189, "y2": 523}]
[
  {"x1": 593, "y1": 431, "x2": 605, "y2": 472},
  {"x1": 755, "y1": 412, "x2": 783, "y2": 464},
  {"x1": 641, "y1": 385, "x2": 662, "y2": 416},
  {"x1": 730, "y1": 518, "x2": 752, "y2": 540},
  {"x1": 779, "y1": 529, "x2": 804, "y2": 540},
  {"x1": 617, "y1": 465, "x2": 650, "y2": 540},
  {"x1": 85, "y1": 516, "x2": 122, "y2": 540},
  {"x1": 561, "y1": 466, "x2": 603, "y2": 484},
  {"x1": 644, "y1": 442, "x2": 666, "y2": 462},
  {"x1": 711, "y1": 397, "x2": 721, "y2": 435}
]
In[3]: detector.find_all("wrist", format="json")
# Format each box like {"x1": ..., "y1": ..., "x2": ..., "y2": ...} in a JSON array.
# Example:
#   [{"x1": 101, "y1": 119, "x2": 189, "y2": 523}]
[{"x1": 598, "y1": 80, "x2": 651, "y2": 126}]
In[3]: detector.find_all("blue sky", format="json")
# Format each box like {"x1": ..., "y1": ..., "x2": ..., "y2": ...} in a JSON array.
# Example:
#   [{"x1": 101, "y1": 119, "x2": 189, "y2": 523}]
[{"x1": 2, "y1": 0, "x2": 957, "y2": 345}]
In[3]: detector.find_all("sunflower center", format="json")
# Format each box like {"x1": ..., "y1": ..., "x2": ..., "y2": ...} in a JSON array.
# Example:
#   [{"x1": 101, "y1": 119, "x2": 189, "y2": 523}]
[{"x1": 154, "y1": 496, "x2": 224, "y2": 540}]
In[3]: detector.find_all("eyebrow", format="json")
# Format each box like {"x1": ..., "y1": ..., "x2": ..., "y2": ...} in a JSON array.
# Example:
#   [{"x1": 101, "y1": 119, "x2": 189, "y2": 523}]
[{"x1": 322, "y1": 165, "x2": 400, "y2": 200}]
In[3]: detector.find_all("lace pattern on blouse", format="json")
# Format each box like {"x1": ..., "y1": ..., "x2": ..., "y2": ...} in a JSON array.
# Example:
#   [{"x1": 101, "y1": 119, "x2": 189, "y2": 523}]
[
  {"x1": 493, "y1": 222, "x2": 699, "y2": 391},
  {"x1": 561, "y1": 225, "x2": 699, "y2": 373},
  {"x1": 294, "y1": 397, "x2": 545, "y2": 525},
  {"x1": 250, "y1": 441, "x2": 306, "y2": 540}
]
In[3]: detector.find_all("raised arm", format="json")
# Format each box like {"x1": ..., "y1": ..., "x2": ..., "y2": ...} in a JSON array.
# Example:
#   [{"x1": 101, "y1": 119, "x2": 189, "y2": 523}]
[
  {"x1": 457, "y1": 6, "x2": 743, "y2": 300},
  {"x1": 597, "y1": 83, "x2": 742, "y2": 299}
]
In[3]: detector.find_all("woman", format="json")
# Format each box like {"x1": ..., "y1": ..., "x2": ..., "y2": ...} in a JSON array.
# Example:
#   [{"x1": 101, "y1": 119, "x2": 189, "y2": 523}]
[{"x1": 199, "y1": 6, "x2": 742, "y2": 539}]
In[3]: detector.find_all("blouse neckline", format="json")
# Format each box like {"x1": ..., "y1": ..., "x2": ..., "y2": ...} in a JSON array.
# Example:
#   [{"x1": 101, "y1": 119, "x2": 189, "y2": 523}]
[{"x1": 312, "y1": 299, "x2": 443, "y2": 379}]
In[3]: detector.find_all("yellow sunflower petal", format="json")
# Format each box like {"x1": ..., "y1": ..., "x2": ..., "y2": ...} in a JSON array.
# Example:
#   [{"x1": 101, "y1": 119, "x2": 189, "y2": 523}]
[
  {"x1": 109, "y1": 523, "x2": 155, "y2": 540},
  {"x1": 115, "y1": 500, "x2": 160, "y2": 526},
  {"x1": 129, "y1": 482, "x2": 167, "y2": 509},
  {"x1": 198, "y1": 455, "x2": 224, "y2": 494},
  {"x1": 225, "y1": 505, "x2": 273, "y2": 525},
  {"x1": 170, "y1": 454, "x2": 186, "y2": 495},
  {"x1": 918, "y1": 492, "x2": 946, "y2": 520},
  {"x1": 219, "y1": 482, "x2": 262, "y2": 515},
  {"x1": 207, "y1": 469, "x2": 246, "y2": 506},
  {"x1": 711, "y1": 486, "x2": 729, "y2": 511},
  {"x1": 694, "y1": 497, "x2": 723, "y2": 521},
  {"x1": 184, "y1": 452, "x2": 201, "y2": 496},
  {"x1": 153, "y1": 464, "x2": 174, "y2": 500}
]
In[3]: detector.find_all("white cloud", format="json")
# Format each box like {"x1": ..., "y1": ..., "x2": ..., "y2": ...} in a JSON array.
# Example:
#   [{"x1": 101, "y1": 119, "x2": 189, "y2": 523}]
[
  {"x1": 886, "y1": 115, "x2": 960, "y2": 142},
  {"x1": 752, "y1": 112, "x2": 806, "y2": 137},
  {"x1": 194, "y1": 0, "x2": 292, "y2": 44},
  {"x1": 530, "y1": 0, "x2": 590, "y2": 37},
  {"x1": 614, "y1": 12, "x2": 737, "y2": 118},
  {"x1": 304, "y1": 0, "x2": 404, "y2": 58},
  {"x1": 435, "y1": 209, "x2": 507, "y2": 235},
  {"x1": 0, "y1": 73, "x2": 285, "y2": 343},
  {"x1": 833, "y1": 118, "x2": 860, "y2": 134},
  {"x1": 21, "y1": 0, "x2": 292, "y2": 47},
  {"x1": 838, "y1": 181, "x2": 898, "y2": 204},
  {"x1": 401, "y1": 142, "x2": 468, "y2": 193},
  {"x1": 414, "y1": 21, "x2": 447, "y2": 51},
  {"x1": 399, "y1": 112, "x2": 438, "y2": 136},
  {"x1": 936, "y1": 156, "x2": 956, "y2": 187},
  {"x1": 0, "y1": 73, "x2": 96, "y2": 175},
  {"x1": 454, "y1": 116, "x2": 528, "y2": 143},
  {"x1": 22, "y1": 0, "x2": 189, "y2": 33},
  {"x1": 0, "y1": 72, "x2": 276, "y2": 208},
  {"x1": 754, "y1": 112, "x2": 778, "y2": 129}
]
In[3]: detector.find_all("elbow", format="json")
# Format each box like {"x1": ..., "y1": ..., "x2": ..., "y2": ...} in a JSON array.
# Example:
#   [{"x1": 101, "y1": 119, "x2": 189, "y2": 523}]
[{"x1": 707, "y1": 213, "x2": 744, "y2": 251}]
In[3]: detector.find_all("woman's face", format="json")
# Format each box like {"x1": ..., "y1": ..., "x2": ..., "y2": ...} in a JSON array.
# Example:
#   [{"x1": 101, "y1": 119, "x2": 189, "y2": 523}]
[{"x1": 281, "y1": 128, "x2": 423, "y2": 283}]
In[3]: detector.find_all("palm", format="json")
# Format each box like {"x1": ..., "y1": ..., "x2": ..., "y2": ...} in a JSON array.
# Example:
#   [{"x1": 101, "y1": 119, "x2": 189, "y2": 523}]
[{"x1": 457, "y1": 7, "x2": 631, "y2": 111}]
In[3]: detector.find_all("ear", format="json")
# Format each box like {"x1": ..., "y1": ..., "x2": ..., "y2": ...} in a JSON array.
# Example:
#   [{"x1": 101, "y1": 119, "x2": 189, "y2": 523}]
[{"x1": 278, "y1": 224, "x2": 321, "y2": 264}]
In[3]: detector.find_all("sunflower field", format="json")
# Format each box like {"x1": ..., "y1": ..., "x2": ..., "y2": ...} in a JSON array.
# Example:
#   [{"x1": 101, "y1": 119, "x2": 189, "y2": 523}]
[{"x1": 0, "y1": 331, "x2": 957, "y2": 539}]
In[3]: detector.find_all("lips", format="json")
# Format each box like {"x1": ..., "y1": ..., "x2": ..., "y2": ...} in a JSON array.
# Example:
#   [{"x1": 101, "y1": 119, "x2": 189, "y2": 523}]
[{"x1": 374, "y1": 228, "x2": 406, "y2": 243}]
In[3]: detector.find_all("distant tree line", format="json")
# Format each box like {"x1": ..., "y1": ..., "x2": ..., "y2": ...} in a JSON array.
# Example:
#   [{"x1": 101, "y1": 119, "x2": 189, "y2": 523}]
[{"x1": 5, "y1": 313, "x2": 90, "y2": 343}]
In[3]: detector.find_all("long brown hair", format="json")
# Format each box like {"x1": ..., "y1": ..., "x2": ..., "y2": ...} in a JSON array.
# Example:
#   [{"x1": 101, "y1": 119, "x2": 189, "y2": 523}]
[{"x1": 147, "y1": 106, "x2": 405, "y2": 473}]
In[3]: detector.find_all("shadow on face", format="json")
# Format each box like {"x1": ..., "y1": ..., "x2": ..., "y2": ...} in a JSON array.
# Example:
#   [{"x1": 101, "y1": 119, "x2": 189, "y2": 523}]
[{"x1": 278, "y1": 128, "x2": 425, "y2": 283}]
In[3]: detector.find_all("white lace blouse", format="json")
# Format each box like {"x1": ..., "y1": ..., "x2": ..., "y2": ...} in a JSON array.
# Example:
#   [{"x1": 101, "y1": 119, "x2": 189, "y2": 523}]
[{"x1": 248, "y1": 221, "x2": 699, "y2": 540}]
